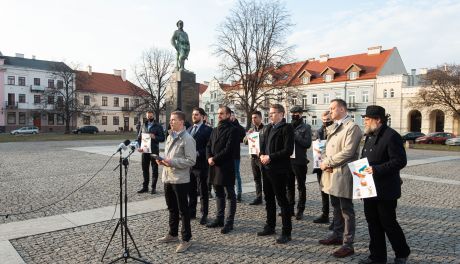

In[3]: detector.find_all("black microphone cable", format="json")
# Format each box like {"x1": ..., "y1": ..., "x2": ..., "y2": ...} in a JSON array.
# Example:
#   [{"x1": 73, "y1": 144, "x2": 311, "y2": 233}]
[{"x1": 0, "y1": 152, "x2": 117, "y2": 219}]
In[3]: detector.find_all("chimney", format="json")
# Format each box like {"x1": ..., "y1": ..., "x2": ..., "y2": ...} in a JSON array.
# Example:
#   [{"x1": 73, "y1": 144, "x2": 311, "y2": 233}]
[
  {"x1": 121, "y1": 69, "x2": 126, "y2": 81},
  {"x1": 367, "y1": 46, "x2": 382, "y2": 55},
  {"x1": 87, "y1": 65, "x2": 92, "y2": 75},
  {"x1": 203, "y1": 81, "x2": 210, "y2": 85},
  {"x1": 15, "y1": 53, "x2": 25, "y2": 58},
  {"x1": 32, "y1": 55, "x2": 36, "y2": 60},
  {"x1": 419, "y1": 68, "x2": 428, "y2": 75},
  {"x1": 319, "y1": 54, "x2": 329, "y2": 62},
  {"x1": 113, "y1": 69, "x2": 122, "y2": 76},
  {"x1": 308, "y1": 57, "x2": 315, "y2": 62},
  {"x1": 411, "y1": 69, "x2": 416, "y2": 75}
]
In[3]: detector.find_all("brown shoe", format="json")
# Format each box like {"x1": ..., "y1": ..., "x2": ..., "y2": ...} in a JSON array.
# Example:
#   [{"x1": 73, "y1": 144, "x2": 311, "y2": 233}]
[
  {"x1": 319, "y1": 237, "x2": 343, "y2": 245},
  {"x1": 332, "y1": 246, "x2": 355, "y2": 258}
]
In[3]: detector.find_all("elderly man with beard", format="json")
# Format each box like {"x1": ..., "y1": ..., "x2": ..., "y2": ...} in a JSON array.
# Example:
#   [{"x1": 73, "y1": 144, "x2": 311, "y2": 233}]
[{"x1": 358, "y1": 105, "x2": 410, "y2": 264}]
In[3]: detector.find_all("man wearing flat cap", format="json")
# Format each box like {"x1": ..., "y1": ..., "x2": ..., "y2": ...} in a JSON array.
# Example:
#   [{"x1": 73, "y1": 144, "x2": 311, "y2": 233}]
[
  {"x1": 287, "y1": 106, "x2": 312, "y2": 220},
  {"x1": 358, "y1": 105, "x2": 411, "y2": 264}
]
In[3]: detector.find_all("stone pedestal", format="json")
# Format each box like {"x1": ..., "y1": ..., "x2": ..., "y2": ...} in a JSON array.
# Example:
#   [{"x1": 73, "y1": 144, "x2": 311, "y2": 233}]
[{"x1": 166, "y1": 70, "x2": 199, "y2": 126}]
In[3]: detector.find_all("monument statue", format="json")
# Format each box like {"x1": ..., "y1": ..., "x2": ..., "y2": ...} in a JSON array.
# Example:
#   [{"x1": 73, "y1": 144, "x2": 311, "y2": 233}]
[{"x1": 171, "y1": 20, "x2": 190, "y2": 71}]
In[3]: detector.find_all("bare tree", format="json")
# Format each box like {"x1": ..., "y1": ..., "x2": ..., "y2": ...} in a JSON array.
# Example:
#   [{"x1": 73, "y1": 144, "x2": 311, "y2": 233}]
[
  {"x1": 214, "y1": 0, "x2": 294, "y2": 128},
  {"x1": 409, "y1": 64, "x2": 460, "y2": 117},
  {"x1": 134, "y1": 47, "x2": 175, "y2": 122}
]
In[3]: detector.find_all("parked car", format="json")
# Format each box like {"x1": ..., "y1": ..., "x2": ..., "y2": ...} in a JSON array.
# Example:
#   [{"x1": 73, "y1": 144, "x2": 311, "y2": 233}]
[
  {"x1": 72, "y1": 126, "x2": 99, "y2": 134},
  {"x1": 10, "y1": 126, "x2": 39, "y2": 135},
  {"x1": 445, "y1": 137, "x2": 460, "y2": 146},
  {"x1": 415, "y1": 132, "x2": 455, "y2": 144},
  {"x1": 401, "y1": 131, "x2": 425, "y2": 142}
]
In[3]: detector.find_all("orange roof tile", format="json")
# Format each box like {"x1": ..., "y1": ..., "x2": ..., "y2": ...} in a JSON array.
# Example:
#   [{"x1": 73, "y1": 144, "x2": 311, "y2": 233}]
[
  {"x1": 199, "y1": 83, "x2": 208, "y2": 94},
  {"x1": 76, "y1": 71, "x2": 147, "y2": 96}
]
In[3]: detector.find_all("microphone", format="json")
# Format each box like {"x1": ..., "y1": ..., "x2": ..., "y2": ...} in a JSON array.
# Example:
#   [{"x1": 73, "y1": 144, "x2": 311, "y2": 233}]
[{"x1": 116, "y1": 139, "x2": 131, "y2": 153}]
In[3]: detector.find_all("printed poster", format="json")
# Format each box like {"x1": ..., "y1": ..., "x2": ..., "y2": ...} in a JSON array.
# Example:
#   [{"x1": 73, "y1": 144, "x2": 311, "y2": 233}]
[
  {"x1": 247, "y1": 132, "x2": 260, "y2": 155},
  {"x1": 347, "y1": 158, "x2": 378, "y2": 199},
  {"x1": 312, "y1": 140, "x2": 327, "y2": 169},
  {"x1": 141, "y1": 133, "x2": 151, "y2": 153}
]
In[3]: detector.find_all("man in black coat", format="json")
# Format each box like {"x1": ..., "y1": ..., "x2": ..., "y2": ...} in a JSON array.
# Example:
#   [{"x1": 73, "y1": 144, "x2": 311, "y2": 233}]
[
  {"x1": 287, "y1": 106, "x2": 312, "y2": 220},
  {"x1": 258, "y1": 104, "x2": 294, "y2": 244},
  {"x1": 187, "y1": 107, "x2": 213, "y2": 225},
  {"x1": 137, "y1": 111, "x2": 165, "y2": 194},
  {"x1": 230, "y1": 111, "x2": 246, "y2": 202},
  {"x1": 359, "y1": 105, "x2": 411, "y2": 264},
  {"x1": 206, "y1": 106, "x2": 238, "y2": 234}
]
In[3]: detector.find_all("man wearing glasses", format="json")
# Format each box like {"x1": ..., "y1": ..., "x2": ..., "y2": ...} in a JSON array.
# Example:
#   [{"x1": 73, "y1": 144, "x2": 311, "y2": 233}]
[{"x1": 257, "y1": 104, "x2": 294, "y2": 244}]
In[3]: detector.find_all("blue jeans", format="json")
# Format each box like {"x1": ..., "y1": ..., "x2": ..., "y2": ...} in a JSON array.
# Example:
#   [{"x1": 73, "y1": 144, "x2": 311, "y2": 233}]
[{"x1": 234, "y1": 159, "x2": 242, "y2": 195}]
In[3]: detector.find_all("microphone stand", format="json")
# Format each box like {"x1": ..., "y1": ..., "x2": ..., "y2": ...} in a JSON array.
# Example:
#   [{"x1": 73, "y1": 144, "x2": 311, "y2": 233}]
[{"x1": 101, "y1": 148, "x2": 150, "y2": 263}]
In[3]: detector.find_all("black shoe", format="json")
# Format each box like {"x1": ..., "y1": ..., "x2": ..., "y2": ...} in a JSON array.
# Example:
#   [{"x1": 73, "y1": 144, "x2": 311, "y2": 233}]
[
  {"x1": 257, "y1": 227, "x2": 275, "y2": 236},
  {"x1": 313, "y1": 214, "x2": 329, "y2": 224},
  {"x1": 137, "y1": 188, "x2": 148, "y2": 193},
  {"x1": 295, "y1": 211, "x2": 303, "y2": 220},
  {"x1": 190, "y1": 214, "x2": 197, "y2": 220},
  {"x1": 249, "y1": 198, "x2": 262, "y2": 205},
  {"x1": 237, "y1": 194, "x2": 242, "y2": 203},
  {"x1": 276, "y1": 234, "x2": 291, "y2": 244},
  {"x1": 358, "y1": 257, "x2": 387, "y2": 264},
  {"x1": 221, "y1": 225, "x2": 233, "y2": 234},
  {"x1": 151, "y1": 189, "x2": 157, "y2": 194},
  {"x1": 206, "y1": 220, "x2": 224, "y2": 228},
  {"x1": 199, "y1": 216, "x2": 207, "y2": 225}
]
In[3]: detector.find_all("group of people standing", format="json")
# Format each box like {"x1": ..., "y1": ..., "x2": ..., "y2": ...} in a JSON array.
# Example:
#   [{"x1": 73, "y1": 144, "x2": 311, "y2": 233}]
[{"x1": 135, "y1": 100, "x2": 410, "y2": 264}]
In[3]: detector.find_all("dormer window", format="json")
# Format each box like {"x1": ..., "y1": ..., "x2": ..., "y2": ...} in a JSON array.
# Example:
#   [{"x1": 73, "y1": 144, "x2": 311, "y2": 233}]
[
  {"x1": 301, "y1": 76, "x2": 310, "y2": 84},
  {"x1": 299, "y1": 70, "x2": 312, "y2": 85},
  {"x1": 320, "y1": 67, "x2": 335, "y2": 83},
  {"x1": 348, "y1": 71, "x2": 358, "y2": 80},
  {"x1": 324, "y1": 74, "x2": 333, "y2": 82},
  {"x1": 345, "y1": 63, "x2": 362, "y2": 81},
  {"x1": 265, "y1": 74, "x2": 273, "y2": 85}
]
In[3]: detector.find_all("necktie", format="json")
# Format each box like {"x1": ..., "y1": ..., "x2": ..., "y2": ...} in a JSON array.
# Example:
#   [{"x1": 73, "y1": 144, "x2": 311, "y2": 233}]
[{"x1": 191, "y1": 125, "x2": 198, "y2": 136}]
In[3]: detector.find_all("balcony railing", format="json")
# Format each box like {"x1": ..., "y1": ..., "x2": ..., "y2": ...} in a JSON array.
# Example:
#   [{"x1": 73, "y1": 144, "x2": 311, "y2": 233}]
[
  {"x1": 5, "y1": 101, "x2": 18, "y2": 109},
  {"x1": 30, "y1": 85, "x2": 45, "y2": 92},
  {"x1": 347, "y1": 102, "x2": 358, "y2": 110},
  {"x1": 121, "y1": 106, "x2": 133, "y2": 111}
]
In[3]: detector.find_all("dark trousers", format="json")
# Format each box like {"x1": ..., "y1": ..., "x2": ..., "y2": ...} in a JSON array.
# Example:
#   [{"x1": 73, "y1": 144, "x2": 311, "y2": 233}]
[
  {"x1": 364, "y1": 199, "x2": 410, "y2": 261},
  {"x1": 164, "y1": 182, "x2": 192, "y2": 242},
  {"x1": 287, "y1": 163, "x2": 307, "y2": 213},
  {"x1": 262, "y1": 168, "x2": 292, "y2": 236},
  {"x1": 330, "y1": 195, "x2": 355, "y2": 248},
  {"x1": 214, "y1": 184, "x2": 236, "y2": 226},
  {"x1": 141, "y1": 153, "x2": 158, "y2": 190},
  {"x1": 189, "y1": 168, "x2": 209, "y2": 218},
  {"x1": 314, "y1": 169, "x2": 330, "y2": 216},
  {"x1": 250, "y1": 158, "x2": 263, "y2": 200}
]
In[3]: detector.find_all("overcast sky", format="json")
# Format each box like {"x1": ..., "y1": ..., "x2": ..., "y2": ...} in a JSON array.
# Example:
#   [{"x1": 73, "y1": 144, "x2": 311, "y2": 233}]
[{"x1": 2, "y1": 0, "x2": 459, "y2": 84}]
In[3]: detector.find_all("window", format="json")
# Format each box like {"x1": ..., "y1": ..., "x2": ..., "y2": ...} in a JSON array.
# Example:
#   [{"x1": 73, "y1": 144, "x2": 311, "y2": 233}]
[
  {"x1": 48, "y1": 96, "x2": 55, "y2": 104},
  {"x1": 102, "y1": 96, "x2": 108, "y2": 106},
  {"x1": 302, "y1": 95, "x2": 308, "y2": 108},
  {"x1": 134, "y1": 117, "x2": 139, "y2": 126},
  {"x1": 34, "y1": 95, "x2": 41, "y2": 104},
  {"x1": 7, "y1": 113, "x2": 16, "y2": 124},
  {"x1": 48, "y1": 113, "x2": 55, "y2": 125},
  {"x1": 34, "y1": 78, "x2": 40, "y2": 86},
  {"x1": 57, "y1": 96, "x2": 63, "y2": 107},
  {"x1": 210, "y1": 104, "x2": 214, "y2": 112},
  {"x1": 18, "y1": 77, "x2": 26, "y2": 86},
  {"x1": 134, "y1": 99, "x2": 140, "y2": 107},
  {"x1": 84, "y1": 95, "x2": 90, "y2": 105},
  {"x1": 323, "y1": 93, "x2": 330, "y2": 104},
  {"x1": 102, "y1": 116, "x2": 108, "y2": 125},
  {"x1": 348, "y1": 92, "x2": 356, "y2": 104},
  {"x1": 113, "y1": 116, "x2": 119, "y2": 126},
  {"x1": 124, "y1": 98, "x2": 129, "y2": 108},
  {"x1": 48, "y1": 79, "x2": 54, "y2": 88},
  {"x1": 8, "y1": 93, "x2": 15, "y2": 105},
  {"x1": 324, "y1": 74, "x2": 333, "y2": 82},
  {"x1": 114, "y1": 97, "x2": 119, "y2": 107},
  {"x1": 19, "y1": 112, "x2": 26, "y2": 124},
  {"x1": 210, "y1": 119, "x2": 214, "y2": 126},
  {"x1": 264, "y1": 113, "x2": 269, "y2": 124},
  {"x1": 335, "y1": 93, "x2": 342, "y2": 99},
  {"x1": 83, "y1": 115, "x2": 90, "y2": 125},
  {"x1": 383, "y1": 89, "x2": 388, "y2": 98},
  {"x1": 7, "y1": 76, "x2": 15, "y2": 85},
  {"x1": 362, "y1": 91, "x2": 369, "y2": 103},
  {"x1": 57, "y1": 114, "x2": 64, "y2": 125},
  {"x1": 312, "y1": 94, "x2": 318, "y2": 105},
  {"x1": 301, "y1": 76, "x2": 310, "y2": 84},
  {"x1": 390, "y1": 89, "x2": 395, "y2": 98},
  {"x1": 57, "y1": 80, "x2": 63, "y2": 89},
  {"x1": 19, "y1": 94, "x2": 26, "y2": 103},
  {"x1": 350, "y1": 114, "x2": 355, "y2": 122},
  {"x1": 311, "y1": 115, "x2": 317, "y2": 126},
  {"x1": 348, "y1": 71, "x2": 358, "y2": 80},
  {"x1": 291, "y1": 96, "x2": 297, "y2": 106}
]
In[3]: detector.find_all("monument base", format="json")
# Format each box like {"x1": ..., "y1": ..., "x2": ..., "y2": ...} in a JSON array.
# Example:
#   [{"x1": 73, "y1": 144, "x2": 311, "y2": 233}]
[{"x1": 165, "y1": 70, "x2": 199, "y2": 126}]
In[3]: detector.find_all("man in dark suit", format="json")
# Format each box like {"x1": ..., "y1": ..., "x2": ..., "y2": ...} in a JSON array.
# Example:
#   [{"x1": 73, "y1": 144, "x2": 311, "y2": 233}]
[
  {"x1": 187, "y1": 107, "x2": 213, "y2": 225},
  {"x1": 230, "y1": 111, "x2": 246, "y2": 202},
  {"x1": 137, "y1": 111, "x2": 165, "y2": 194},
  {"x1": 257, "y1": 104, "x2": 294, "y2": 244},
  {"x1": 359, "y1": 105, "x2": 411, "y2": 264},
  {"x1": 206, "y1": 106, "x2": 238, "y2": 234}
]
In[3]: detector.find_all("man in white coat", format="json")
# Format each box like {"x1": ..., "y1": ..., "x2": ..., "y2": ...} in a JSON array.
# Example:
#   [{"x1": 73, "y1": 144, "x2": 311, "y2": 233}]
[{"x1": 319, "y1": 99, "x2": 363, "y2": 258}]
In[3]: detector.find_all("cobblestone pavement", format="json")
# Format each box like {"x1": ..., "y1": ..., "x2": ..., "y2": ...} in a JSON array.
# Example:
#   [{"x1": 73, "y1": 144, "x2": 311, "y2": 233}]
[{"x1": 1, "y1": 141, "x2": 460, "y2": 263}]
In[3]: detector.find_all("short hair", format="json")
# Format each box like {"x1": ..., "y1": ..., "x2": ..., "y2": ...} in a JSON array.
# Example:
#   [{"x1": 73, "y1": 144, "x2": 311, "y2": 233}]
[
  {"x1": 146, "y1": 110, "x2": 154, "y2": 114},
  {"x1": 192, "y1": 107, "x2": 206, "y2": 116},
  {"x1": 330, "y1": 99, "x2": 347, "y2": 110},
  {"x1": 270, "y1": 104, "x2": 285, "y2": 114},
  {"x1": 219, "y1": 106, "x2": 232, "y2": 115},
  {"x1": 252, "y1": 110, "x2": 262, "y2": 117},
  {"x1": 171, "y1": 111, "x2": 186, "y2": 121}
]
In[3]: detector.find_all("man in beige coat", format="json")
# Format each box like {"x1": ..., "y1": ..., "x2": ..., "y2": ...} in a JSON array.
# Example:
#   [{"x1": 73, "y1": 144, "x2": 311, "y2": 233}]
[{"x1": 319, "y1": 99, "x2": 363, "y2": 258}]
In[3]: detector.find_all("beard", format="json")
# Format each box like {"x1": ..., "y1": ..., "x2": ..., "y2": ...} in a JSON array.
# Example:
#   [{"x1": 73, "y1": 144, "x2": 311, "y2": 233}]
[{"x1": 364, "y1": 122, "x2": 379, "y2": 135}]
